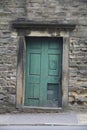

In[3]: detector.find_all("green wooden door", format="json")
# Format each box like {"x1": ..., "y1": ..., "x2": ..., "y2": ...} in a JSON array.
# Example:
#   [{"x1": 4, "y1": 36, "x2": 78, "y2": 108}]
[{"x1": 25, "y1": 37, "x2": 62, "y2": 107}]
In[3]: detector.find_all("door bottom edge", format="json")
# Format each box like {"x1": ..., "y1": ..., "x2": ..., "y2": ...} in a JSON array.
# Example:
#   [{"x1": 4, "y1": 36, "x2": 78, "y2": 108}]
[
  {"x1": 20, "y1": 106, "x2": 63, "y2": 113},
  {"x1": 21, "y1": 106, "x2": 62, "y2": 110}
]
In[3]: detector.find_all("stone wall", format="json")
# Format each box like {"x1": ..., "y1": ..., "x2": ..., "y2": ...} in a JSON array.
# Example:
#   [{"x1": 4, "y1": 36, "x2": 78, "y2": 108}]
[
  {"x1": 0, "y1": 0, "x2": 26, "y2": 112},
  {"x1": 0, "y1": 0, "x2": 87, "y2": 112}
]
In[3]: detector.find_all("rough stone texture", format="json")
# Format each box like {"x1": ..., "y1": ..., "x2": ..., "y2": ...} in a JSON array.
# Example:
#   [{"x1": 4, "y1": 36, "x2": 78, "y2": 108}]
[
  {"x1": 69, "y1": 38, "x2": 87, "y2": 109},
  {"x1": 0, "y1": 0, "x2": 87, "y2": 112},
  {"x1": 0, "y1": 0, "x2": 26, "y2": 112}
]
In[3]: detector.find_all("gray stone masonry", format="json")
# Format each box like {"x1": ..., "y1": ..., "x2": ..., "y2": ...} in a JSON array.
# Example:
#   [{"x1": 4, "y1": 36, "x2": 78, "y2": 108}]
[{"x1": 0, "y1": 0, "x2": 87, "y2": 112}]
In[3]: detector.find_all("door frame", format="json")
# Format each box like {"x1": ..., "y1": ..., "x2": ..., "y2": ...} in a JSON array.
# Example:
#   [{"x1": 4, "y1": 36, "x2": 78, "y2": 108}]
[
  {"x1": 16, "y1": 36, "x2": 69, "y2": 109},
  {"x1": 14, "y1": 22, "x2": 75, "y2": 109}
]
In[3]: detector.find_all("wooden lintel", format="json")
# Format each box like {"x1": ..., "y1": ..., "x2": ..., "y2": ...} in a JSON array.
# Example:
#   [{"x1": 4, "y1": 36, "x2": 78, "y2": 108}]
[{"x1": 12, "y1": 20, "x2": 76, "y2": 30}]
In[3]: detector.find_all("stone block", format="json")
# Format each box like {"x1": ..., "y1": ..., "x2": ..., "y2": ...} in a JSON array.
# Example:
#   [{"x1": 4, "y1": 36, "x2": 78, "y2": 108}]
[
  {"x1": 0, "y1": 94, "x2": 7, "y2": 100},
  {"x1": 30, "y1": 0, "x2": 44, "y2": 3},
  {"x1": 69, "y1": 96, "x2": 75, "y2": 102},
  {"x1": 8, "y1": 94, "x2": 15, "y2": 104}
]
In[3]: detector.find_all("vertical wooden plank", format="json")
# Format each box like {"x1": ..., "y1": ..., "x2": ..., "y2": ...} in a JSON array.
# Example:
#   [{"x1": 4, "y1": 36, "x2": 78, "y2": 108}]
[
  {"x1": 62, "y1": 37, "x2": 69, "y2": 108},
  {"x1": 57, "y1": 38, "x2": 62, "y2": 107},
  {"x1": 16, "y1": 36, "x2": 25, "y2": 108},
  {"x1": 40, "y1": 38, "x2": 48, "y2": 106}
]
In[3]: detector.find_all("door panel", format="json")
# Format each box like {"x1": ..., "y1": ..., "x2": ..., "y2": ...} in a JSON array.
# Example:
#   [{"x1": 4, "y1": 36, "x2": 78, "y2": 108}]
[
  {"x1": 29, "y1": 53, "x2": 41, "y2": 75},
  {"x1": 47, "y1": 84, "x2": 59, "y2": 107},
  {"x1": 48, "y1": 54, "x2": 59, "y2": 76},
  {"x1": 48, "y1": 76, "x2": 59, "y2": 83},
  {"x1": 25, "y1": 37, "x2": 62, "y2": 107}
]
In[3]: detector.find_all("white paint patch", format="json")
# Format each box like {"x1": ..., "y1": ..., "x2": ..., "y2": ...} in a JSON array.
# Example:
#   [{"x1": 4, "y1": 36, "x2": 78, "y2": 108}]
[{"x1": 29, "y1": 31, "x2": 51, "y2": 37}]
